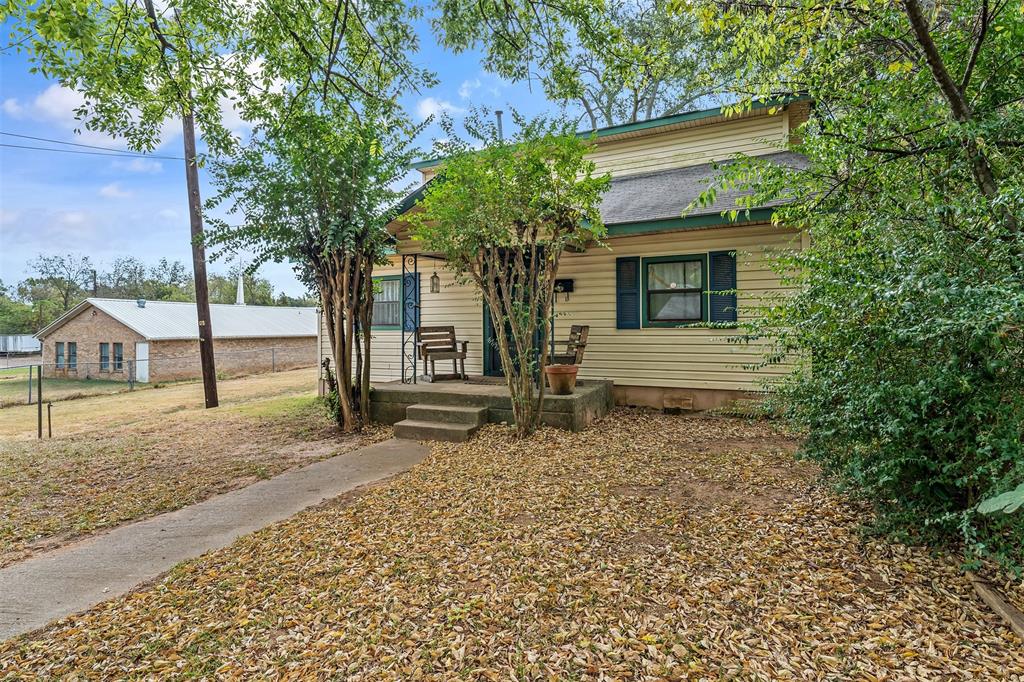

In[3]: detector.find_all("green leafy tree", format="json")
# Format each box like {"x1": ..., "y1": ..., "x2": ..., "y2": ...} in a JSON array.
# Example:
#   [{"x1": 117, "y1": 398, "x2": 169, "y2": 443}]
[
  {"x1": 207, "y1": 103, "x2": 417, "y2": 431},
  {"x1": 24, "y1": 253, "x2": 94, "y2": 313},
  {"x1": 206, "y1": 266, "x2": 277, "y2": 306},
  {"x1": 687, "y1": 0, "x2": 1024, "y2": 568},
  {"x1": 408, "y1": 112, "x2": 609, "y2": 437},
  {"x1": 5, "y1": 0, "x2": 255, "y2": 407},
  {"x1": 433, "y1": 0, "x2": 730, "y2": 127},
  {"x1": 0, "y1": 282, "x2": 37, "y2": 335}
]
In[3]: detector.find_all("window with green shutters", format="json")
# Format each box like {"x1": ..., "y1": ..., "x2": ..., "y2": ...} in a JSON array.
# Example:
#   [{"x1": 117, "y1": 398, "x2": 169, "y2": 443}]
[
  {"x1": 99, "y1": 342, "x2": 110, "y2": 371},
  {"x1": 68, "y1": 342, "x2": 77, "y2": 370},
  {"x1": 615, "y1": 251, "x2": 738, "y2": 329}
]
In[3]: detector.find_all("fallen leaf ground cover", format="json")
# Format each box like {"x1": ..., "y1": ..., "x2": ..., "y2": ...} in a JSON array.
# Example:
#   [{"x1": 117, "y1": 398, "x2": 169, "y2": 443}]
[
  {"x1": 0, "y1": 368, "x2": 386, "y2": 566},
  {"x1": 2, "y1": 410, "x2": 1021, "y2": 679}
]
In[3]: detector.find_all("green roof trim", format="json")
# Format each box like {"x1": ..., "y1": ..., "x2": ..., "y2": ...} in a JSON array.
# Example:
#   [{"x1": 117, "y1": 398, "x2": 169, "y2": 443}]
[
  {"x1": 408, "y1": 96, "x2": 809, "y2": 170},
  {"x1": 605, "y1": 208, "x2": 777, "y2": 237}
]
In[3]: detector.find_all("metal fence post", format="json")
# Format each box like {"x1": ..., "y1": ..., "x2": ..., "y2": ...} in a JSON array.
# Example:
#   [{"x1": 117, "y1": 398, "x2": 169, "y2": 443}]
[{"x1": 36, "y1": 364, "x2": 42, "y2": 439}]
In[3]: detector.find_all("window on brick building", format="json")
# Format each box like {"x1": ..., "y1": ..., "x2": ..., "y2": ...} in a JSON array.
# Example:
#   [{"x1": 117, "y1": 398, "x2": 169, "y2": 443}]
[
  {"x1": 100, "y1": 343, "x2": 110, "y2": 371},
  {"x1": 113, "y1": 343, "x2": 123, "y2": 371}
]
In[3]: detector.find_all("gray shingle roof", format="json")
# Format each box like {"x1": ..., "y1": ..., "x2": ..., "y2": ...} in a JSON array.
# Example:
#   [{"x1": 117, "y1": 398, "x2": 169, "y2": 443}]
[
  {"x1": 598, "y1": 152, "x2": 806, "y2": 225},
  {"x1": 37, "y1": 299, "x2": 318, "y2": 341}
]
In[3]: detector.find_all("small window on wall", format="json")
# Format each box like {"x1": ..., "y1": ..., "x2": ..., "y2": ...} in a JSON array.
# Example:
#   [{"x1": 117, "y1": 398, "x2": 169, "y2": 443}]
[
  {"x1": 372, "y1": 276, "x2": 402, "y2": 329},
  {"x1": 55, "y1": 342, "x2": 65, "y2": 369},
  {"x1": 99, "y1": 343, "x2": 110, "y2": 371},
  {"x1": 643, "y1": 255, "x2": 706, "y2": 326},
  {"x1": 68, "y1": 342, "x2": 78, "y2": 370},
  {"x1": 113, "y1": 343, "x2": 124, "y2": 371}
]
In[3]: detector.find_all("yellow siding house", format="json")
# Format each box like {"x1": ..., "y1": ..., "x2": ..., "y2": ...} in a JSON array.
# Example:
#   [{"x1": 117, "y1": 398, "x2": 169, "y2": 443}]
[{"x1": 319, "y1": 100, "x2": 809, "y2": 410}]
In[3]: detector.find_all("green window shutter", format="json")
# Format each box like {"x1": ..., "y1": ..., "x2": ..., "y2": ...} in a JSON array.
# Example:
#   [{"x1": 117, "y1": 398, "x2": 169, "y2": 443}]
[
  {"x1": 708, "y1": 250, "x2": 737, "y2": 323},
  {"x1": 615, "y1": 256, "x2": 641, "y2": 329}
]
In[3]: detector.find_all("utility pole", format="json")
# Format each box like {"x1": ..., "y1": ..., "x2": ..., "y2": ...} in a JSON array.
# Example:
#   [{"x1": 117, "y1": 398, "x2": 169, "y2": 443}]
[{"x1": 183, "y1": 111, "x2": 219, "y2": 408}]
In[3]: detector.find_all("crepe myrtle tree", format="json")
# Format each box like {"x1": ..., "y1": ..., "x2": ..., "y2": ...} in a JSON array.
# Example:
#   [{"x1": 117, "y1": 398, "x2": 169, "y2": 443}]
[
  {"x1": 408, "y1": 112, "x2": 609, "y2": 437},
  {"x1": 207, "y1": 104, "x2": 419, "y2": 431}
]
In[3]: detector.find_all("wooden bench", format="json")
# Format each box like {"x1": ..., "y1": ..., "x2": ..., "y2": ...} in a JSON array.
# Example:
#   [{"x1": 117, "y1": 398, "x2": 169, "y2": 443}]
[
  {"x1": 550, "y1": 324, "x2": 589, "y2": 365},
  {"x1": 416, "y1": 326, "x2": 469, "y2": 382}
]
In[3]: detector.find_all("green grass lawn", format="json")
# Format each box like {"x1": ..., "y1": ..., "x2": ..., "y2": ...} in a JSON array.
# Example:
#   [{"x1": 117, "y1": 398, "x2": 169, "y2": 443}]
[{"x1": 0, "y1": 369, "x2": 132, "y2": 408}]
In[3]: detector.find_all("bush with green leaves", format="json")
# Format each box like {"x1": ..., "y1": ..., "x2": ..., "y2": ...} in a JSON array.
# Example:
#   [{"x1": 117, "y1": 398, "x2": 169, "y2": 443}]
[{"x1": 686, "y1": 0, "x2": 1024, "y2": 569}]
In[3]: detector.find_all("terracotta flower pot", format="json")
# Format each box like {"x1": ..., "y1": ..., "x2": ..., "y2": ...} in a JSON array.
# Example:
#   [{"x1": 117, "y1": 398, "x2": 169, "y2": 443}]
[{"x1": 544, "y1": 364, "x2": 579, "y2": 395}]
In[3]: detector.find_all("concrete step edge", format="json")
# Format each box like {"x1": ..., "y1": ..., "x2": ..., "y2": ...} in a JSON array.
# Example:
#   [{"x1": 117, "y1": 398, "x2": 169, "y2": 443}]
[{"x1": 406, "y1": 403, "x2": 488, "y2": 425}]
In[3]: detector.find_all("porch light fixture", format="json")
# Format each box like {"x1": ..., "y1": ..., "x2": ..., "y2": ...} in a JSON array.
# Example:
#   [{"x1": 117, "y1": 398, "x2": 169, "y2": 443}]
[{"x1": 430, "y1": 271, "x2": 441, "y2": 294}]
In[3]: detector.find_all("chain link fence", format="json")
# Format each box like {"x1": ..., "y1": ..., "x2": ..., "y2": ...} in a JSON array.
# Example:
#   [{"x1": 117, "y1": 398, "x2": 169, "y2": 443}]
[{"x1": 0, "y1": 347, "x2": 316, "y2": 410}]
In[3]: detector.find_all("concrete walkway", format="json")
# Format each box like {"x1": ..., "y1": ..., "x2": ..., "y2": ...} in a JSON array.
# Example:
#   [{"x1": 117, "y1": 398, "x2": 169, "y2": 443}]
[{"x1": 0, "y1": 438, "x2": 429, "y2": 641}]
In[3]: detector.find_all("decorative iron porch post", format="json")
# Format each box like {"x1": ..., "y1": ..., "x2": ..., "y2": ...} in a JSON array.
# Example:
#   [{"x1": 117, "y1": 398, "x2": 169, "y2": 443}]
[{"x1": 400, "y1": 253, "x2": 419, "y2": 383}]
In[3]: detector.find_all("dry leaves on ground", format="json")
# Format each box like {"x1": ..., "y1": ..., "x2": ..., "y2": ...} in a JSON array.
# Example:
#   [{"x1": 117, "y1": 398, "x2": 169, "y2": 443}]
[
  {"x1": 2, "y1": 410, "x2": 1022, "y2": 679},
  {"x1": 0, "y1": 369, "x2": 386, "y2": 566}
]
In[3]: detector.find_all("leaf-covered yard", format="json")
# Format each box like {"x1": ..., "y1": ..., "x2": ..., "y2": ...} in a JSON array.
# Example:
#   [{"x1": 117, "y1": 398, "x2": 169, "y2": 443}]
[
  {"x1": 2, "y1": 411, "x2": 1021, "y2": 678},
  {"x1": 0, "y1": 368, "x2": 386, "y2": 567}
]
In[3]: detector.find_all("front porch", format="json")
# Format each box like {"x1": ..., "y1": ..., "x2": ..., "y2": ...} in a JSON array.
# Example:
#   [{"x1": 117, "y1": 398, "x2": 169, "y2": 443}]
[{"x1": 371, "y1": 377, "x2": 614, "y2": 438}]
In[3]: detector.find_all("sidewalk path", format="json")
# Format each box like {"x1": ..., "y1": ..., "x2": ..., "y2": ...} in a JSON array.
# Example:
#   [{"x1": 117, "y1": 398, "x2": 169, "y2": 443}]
[{"x1": 0, "y1": 438, "x2": 429, "y2": 641}]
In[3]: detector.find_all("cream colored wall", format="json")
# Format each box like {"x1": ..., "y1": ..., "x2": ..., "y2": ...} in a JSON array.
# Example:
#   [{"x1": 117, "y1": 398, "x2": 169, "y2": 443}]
[
  {"x1": 553, "y1": 224, "x2": 798, "y2": 392},
  {"x1": 320, "y1": 225, "x2": 799, "y2": 391},
  {"x1": 414, "y1": 110, "x2": 789, "y2": 184},
  {"x1": 586, "y1": 113, "x2": 786, "y2": 178},
  {"x1": 319, "y1": 257, "x2": 485, "y2": 382}
]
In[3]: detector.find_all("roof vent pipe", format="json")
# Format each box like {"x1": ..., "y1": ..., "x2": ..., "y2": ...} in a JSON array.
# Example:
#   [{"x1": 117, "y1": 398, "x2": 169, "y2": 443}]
[
  {"x1": 495, "y1": 110, "x2": 504, "y2": 141},
  {"x1": 137, "y1": 298, "x2": 146, "y2": 308}
]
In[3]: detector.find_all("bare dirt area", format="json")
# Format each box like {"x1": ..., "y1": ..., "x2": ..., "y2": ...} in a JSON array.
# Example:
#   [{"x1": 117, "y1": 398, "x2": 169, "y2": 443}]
[
  {"x1": 0, "y1": 368, "x2": 387, "y2": 566},
  {"x1": 2, "y1": 409, "x2": 1021, "y2": 678}
]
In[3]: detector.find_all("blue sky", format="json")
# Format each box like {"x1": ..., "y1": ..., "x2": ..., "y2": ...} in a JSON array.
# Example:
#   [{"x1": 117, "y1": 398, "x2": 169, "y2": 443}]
[{"x1": 0, "y1": 15, "x2": 556, "y2": 297}]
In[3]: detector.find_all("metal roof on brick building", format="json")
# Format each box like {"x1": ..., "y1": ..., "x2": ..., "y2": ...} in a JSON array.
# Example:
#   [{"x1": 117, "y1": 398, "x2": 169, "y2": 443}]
[{"x1": 36, "y1": 298, "x2": 318, "y2": 341}]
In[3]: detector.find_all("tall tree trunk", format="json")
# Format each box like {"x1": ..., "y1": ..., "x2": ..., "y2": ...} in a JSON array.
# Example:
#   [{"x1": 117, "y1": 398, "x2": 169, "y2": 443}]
[
  {"x1": 901, "y1": 0, "x2": 1018, "y2": 234},
  {"x1": 182, "y1": 111, "x2": 218, "y2": 408}
]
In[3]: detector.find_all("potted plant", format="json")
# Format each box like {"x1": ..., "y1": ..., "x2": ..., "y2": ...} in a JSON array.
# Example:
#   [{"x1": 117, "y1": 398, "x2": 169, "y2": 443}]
[{"x1": 544, "y1": 364, "x2": 579, "y2": 395}]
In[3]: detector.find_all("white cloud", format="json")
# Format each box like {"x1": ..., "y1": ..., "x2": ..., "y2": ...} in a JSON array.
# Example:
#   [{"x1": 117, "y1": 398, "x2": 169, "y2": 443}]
[
  {"x1": 158, "y1": 208, "x2": 179, "y2": 220},
  {"x1": 10, "y1": 84, "x2": 180, "y2": 149},
  {"x1": 99, "y1": 182, "x2": 132, "y2": 199},
  {"x1": 59, "y1": 211, "x2": 86, "y2": 225},
  {"x1": 33, "y1": 84, "x2": 87, "y2": 124},
  {"x1": 416, "y1": 97, "x2": 466, "y2": 121},
  {"x1": 1, "y1": 98, "x2": 25, "y2": 118},
  {"x1": 458, "y1": 78, "x2": 481, "y2": 100},
  {"x1": 113, "y1": 157, "x2": 164, "y2": 174},
  {"x1": 0, "y1": 209, "x2": 21, "y2": 226}
]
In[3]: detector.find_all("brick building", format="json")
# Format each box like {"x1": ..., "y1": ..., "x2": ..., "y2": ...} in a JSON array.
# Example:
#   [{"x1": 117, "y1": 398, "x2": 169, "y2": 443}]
[{"x1": 35, "y1": 298, "x2": 318, "y2": 383}]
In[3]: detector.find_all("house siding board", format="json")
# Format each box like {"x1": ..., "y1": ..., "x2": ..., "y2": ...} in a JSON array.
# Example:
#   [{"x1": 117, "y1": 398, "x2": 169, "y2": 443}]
[
  {"x1": 551, "y1": 225, "x2": 798, "y2": 390},
  {"x1": 586, "y1": 114, "x2": 787, "y2": 178},
  {"x1": 322, "y1": 225, "x2": 800, "y2": 393}
]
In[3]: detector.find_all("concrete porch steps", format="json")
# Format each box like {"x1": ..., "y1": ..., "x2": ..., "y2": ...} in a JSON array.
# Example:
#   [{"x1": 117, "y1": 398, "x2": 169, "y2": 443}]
[{"x1": 394, "y1": 404, "x2": 488, "y2": 442}]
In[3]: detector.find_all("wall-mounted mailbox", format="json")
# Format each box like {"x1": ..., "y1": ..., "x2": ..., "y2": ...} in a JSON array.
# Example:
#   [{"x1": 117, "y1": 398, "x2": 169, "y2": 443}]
[{"x1": 554, "y1": 278, "x2": 575, "y2": 301}]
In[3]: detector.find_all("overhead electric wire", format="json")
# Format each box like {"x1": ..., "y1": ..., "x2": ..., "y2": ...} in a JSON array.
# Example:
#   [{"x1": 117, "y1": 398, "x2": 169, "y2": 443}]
[
  {"x1": 0, "y1": 142, "x2": 186, "y2": 159},
  {"x1": 0, "y1": 131, "x2": 185, "y2": 160}
]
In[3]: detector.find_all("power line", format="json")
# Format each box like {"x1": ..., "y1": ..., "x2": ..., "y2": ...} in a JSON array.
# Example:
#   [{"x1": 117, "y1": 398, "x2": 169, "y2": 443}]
[
  {"x1": 1, "y1": 130, "x2": 183, "y2": 158},
  {"x1": 0, "y1": 142, "x2": 185, "y2": 160}
]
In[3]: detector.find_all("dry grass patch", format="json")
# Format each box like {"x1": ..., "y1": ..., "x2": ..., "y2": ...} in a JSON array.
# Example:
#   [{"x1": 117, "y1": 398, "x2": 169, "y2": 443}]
[
  {"x1": 2, "y1": 410, "x2": 1022, "y2": 679},
  {"x1": 0, "y1": 369, "x2": 387, "y2": 565}
]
